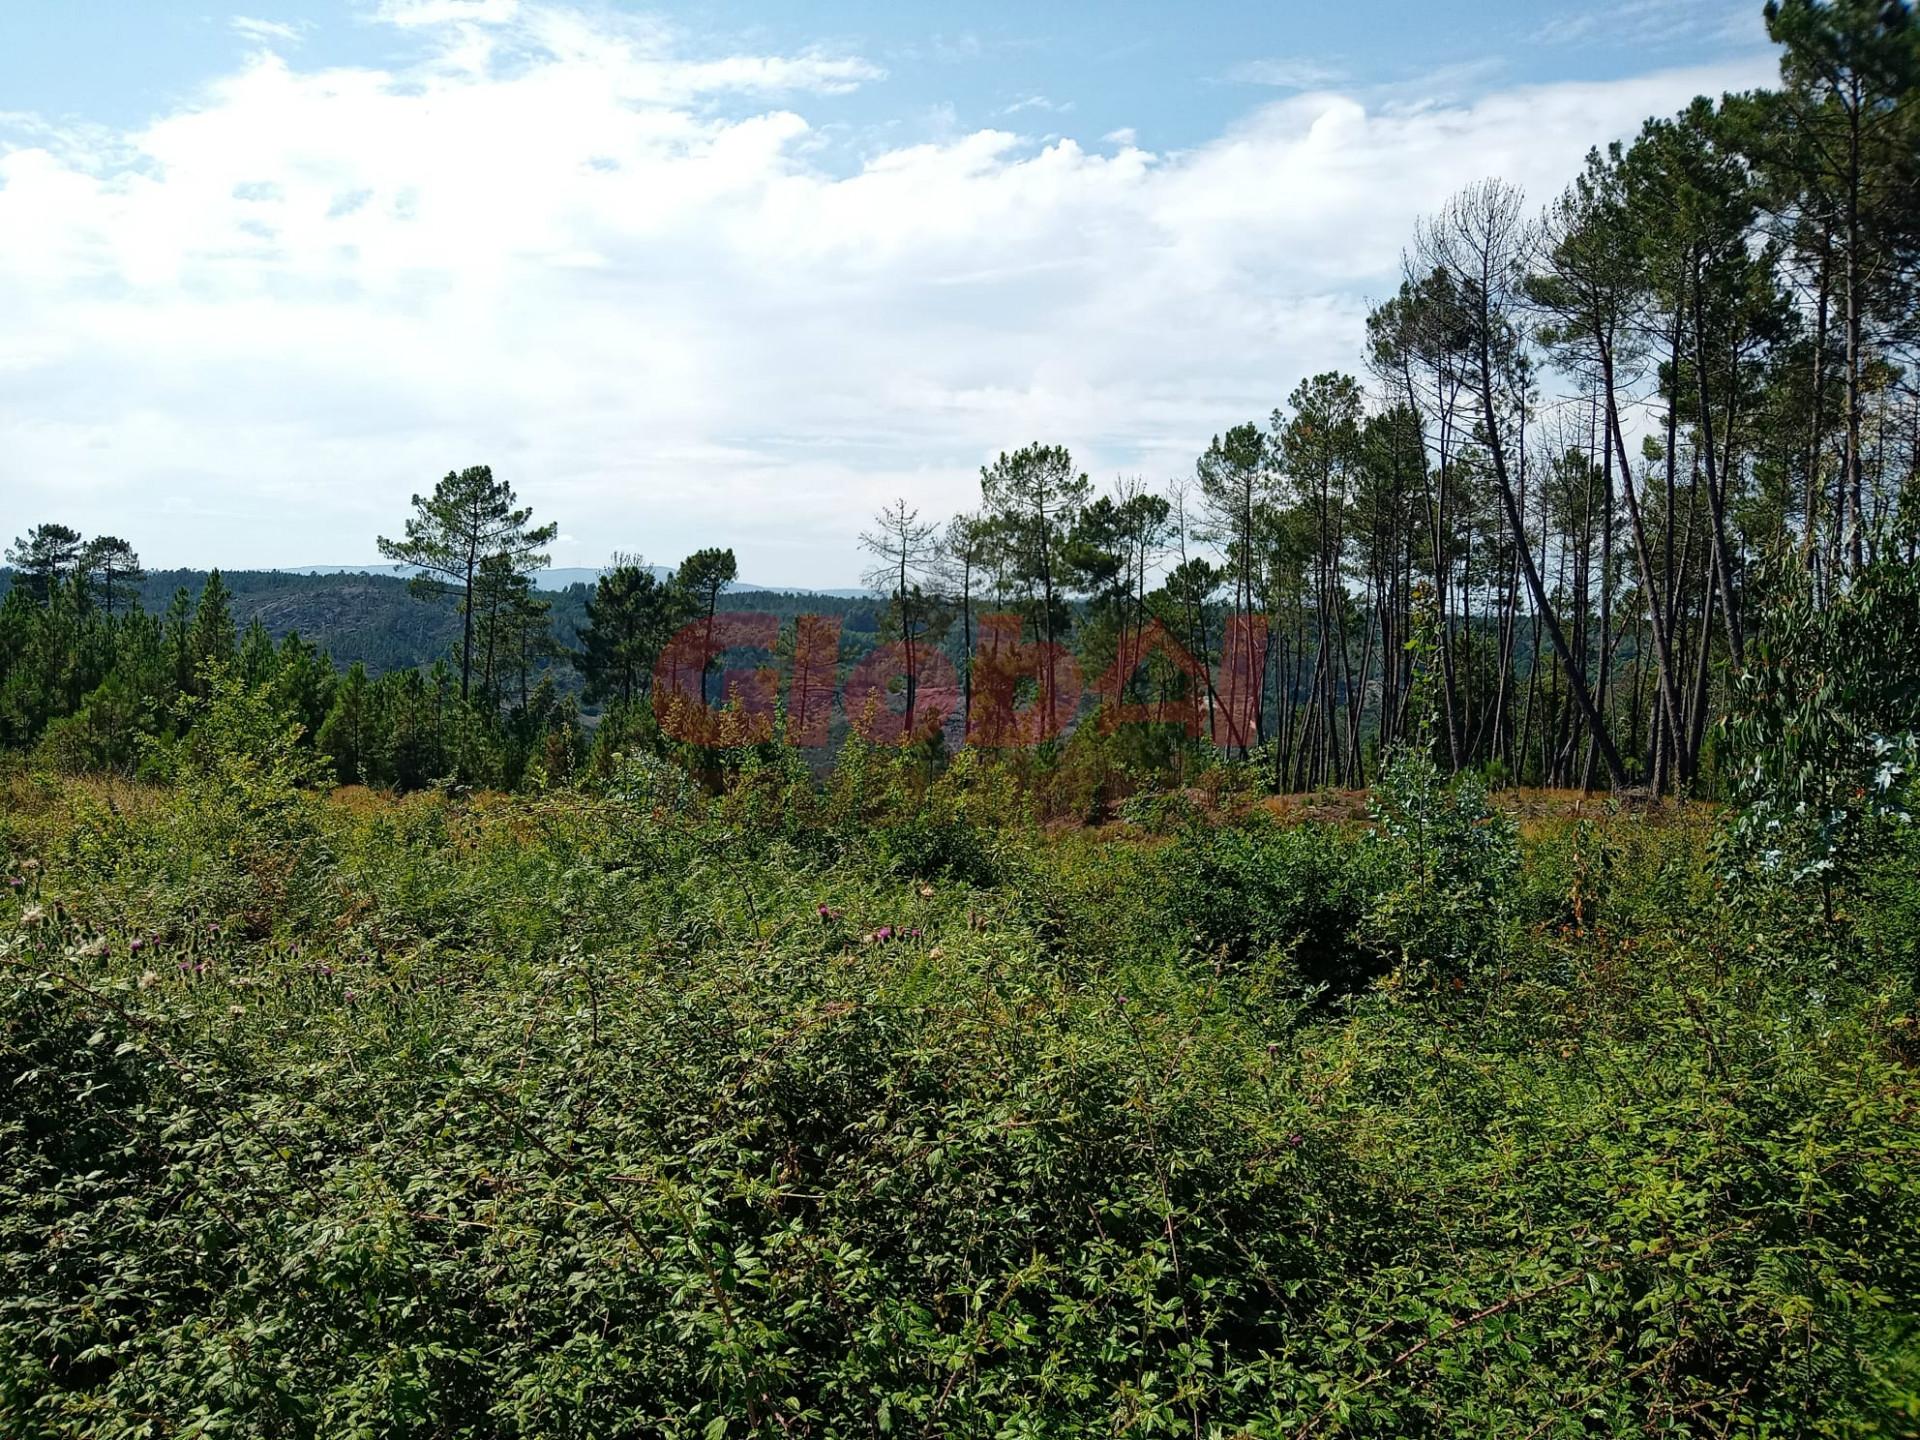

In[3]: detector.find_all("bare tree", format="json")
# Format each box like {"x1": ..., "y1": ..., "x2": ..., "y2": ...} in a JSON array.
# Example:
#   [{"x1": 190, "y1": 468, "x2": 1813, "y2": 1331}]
[
  {"x1": 861, "y1": 499, "x2": 945, "y2": 736},
  {"x1": 1420, "y1": 179, "x2": 1630, "y2": 789}
]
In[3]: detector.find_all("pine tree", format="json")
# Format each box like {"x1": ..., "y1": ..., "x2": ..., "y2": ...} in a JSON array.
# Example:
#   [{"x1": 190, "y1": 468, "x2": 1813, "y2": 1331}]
[
  {"x1": 6, "y1": 524, "x2": 84, "y2": 606},
  {"x1": 189, "y1": 572, "x2": 237, "y2": 692},
  {"x1": 317, "y1": 662, "x2": 373, "y2": 785},
  {"x1": 577, "y1": 559, "x2": 682, "y2": 707},
  {"x1": 79, "y1": 536, "x2": 145, "y2": 618},
  {"x1": 377, "y1": 466, "x2": 557, "y2": 701},
  {"x1": 674, "y1": 548, "x2": 738, "y2": 707}
]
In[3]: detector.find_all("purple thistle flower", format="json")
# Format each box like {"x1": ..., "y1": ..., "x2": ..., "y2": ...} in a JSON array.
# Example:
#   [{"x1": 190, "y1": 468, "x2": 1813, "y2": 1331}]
[
  {"x1": 131, "y1": 938, "x2": 145, "y2": 954},
  {"x1": 6, "y1": 876, "x2": 21, "y2": 889}
]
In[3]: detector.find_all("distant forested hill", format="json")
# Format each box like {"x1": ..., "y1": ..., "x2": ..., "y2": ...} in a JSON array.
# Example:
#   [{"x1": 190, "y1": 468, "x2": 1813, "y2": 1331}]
[
  {"x1": 0, "y1": 566, "x2": 874, "y2": 681},
  {"x1": 164, "y1": 570, "x2": 486, "y2": 675}
]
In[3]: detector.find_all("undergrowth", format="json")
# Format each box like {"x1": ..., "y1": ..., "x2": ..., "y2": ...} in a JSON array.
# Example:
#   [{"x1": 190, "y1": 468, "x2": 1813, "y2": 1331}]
[{"x1": 1, "y1": 751, "x2": 1916, "y2": 1437}]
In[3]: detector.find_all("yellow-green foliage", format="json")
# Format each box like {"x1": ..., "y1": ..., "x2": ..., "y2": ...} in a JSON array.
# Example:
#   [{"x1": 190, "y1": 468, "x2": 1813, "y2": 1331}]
[{"x1": 2, "y1": 761, "x2": 1916, "y2": 1437}]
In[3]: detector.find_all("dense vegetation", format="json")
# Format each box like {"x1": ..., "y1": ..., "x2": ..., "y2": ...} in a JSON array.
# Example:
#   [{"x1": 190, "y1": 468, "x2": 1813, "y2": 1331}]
[
  {"x1": 0, "y1": 566, "x2": 586, "y2": 681},
  {"x1": 3, "y1": 4, "x2": 1919, "y2": 1434},
  {"x1": 0, "y1": 549, "x2": 879, "y2": 793},
  {"x1": 6, "y1": 1, "x2": 1920, "y2": 803},
  {"x1": 4, "y1": 514, "x2": 1919, "y2": 1433},
  {"x1": 4, "y1": 717, "x2": 1917, "y2": 1435}
]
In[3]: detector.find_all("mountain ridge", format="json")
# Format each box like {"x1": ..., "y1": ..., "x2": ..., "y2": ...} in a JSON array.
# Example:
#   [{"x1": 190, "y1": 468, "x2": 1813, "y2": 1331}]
[{"x1": 283, "y1": 564, "x2": 870, "y2": 599}]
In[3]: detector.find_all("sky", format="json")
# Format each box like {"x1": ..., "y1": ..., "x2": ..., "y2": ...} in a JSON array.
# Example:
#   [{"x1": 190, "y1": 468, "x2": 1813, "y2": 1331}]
[{"x1": 2, "y1": 0, "x2": 1782, "y2": 587}]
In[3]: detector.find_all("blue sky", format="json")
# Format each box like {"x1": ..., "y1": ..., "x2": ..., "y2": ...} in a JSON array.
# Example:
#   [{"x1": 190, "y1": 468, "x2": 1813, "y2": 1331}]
[
  {"x1": 2, "y1": 0, "x2": 1777, "y2": 584},
  {"x1": 4, "y1": 1, "x2": 1770, "y2": 152}
]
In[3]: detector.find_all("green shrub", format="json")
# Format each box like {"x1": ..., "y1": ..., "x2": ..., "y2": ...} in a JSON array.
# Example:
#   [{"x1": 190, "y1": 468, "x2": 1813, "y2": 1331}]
[
  {"x1": 1719, "y1": 532, "x2": 1920, "y2": 927},
  {"x1": 3, "y1": 769, "x2": 1916, "y2": 1437},
  {"x1": 1360, "y1": 748, "x2": 1519, "y2": 982},
  {"x1": 1163, "y1": 817, "x2": 1387, "y2": 994}
]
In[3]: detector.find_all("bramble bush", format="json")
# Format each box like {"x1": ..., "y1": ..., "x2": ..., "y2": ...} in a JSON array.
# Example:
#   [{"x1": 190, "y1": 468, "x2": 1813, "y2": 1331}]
[
  {"x1": 1161, "y1": 817, "x2": 1388, "y2": 995},
  {"x1": 1359, "y1": 747, "x2": 1519, "y2": 984},
  {"x1": 2, "y1": 746, "x2": 1917, "y2": 1436}
]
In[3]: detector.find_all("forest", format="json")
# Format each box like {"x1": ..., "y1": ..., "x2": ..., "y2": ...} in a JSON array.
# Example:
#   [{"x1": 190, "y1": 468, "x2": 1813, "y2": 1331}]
[
  {"x1": 2, "y1": 1, "x2": 1918, "y2": 1435},
  {"x1": 9, "y1": 22, "x2": 1920, "y2": 797}
]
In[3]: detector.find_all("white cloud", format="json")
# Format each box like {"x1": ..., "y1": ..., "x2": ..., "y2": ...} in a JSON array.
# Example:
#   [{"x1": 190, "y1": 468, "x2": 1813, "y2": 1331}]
[
  {"x1": 1529, "y1": 0, "x2": 1765, "y2": 51},
  {"x1": 1226, "y1": 58, "x2": 1346, "y2": 90},
  {"x1": 232, "y1": 16, "x2": 308, "y2": 46},
  {"x1": 1001, "y1": 95, "x2": 1075, "y2": 116},
  {"x1": 0, "y1": 4, "x2": 1773, "y2": 583},
  {"x1": 371, "y1": 0, "x2": 520, "y2": 27}
]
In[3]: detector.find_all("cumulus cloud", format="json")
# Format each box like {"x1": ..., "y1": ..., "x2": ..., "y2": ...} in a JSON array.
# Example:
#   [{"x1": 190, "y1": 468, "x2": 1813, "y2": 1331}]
[{"x1": 0, "y1": 4, "x2": 1772, "y2": 582}]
